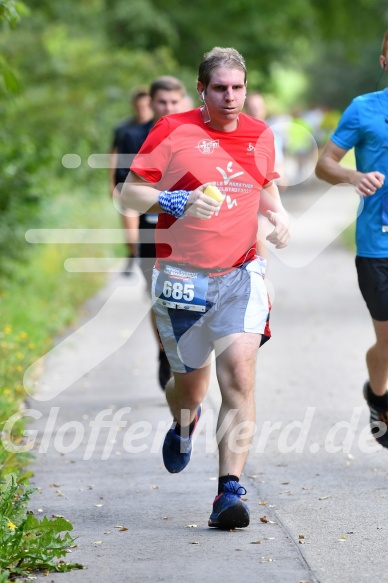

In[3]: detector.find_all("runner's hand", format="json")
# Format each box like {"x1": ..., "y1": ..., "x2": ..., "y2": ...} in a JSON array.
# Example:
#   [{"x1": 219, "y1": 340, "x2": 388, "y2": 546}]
[
  {"x1": 184, "y1": 183, "x2": 222, "y2": 219},
  {"x1": 355, "y1": 171, "x2": 385, "y2": 197},
  {"x1": 265, "y1": 210, "x2": 290, "y2": 249}
]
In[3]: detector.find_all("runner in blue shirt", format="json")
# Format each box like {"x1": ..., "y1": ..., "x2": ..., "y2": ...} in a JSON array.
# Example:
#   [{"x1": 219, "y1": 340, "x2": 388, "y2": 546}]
[{"x1": 316, "y1": 30, "x2": 388, "y2": 448}]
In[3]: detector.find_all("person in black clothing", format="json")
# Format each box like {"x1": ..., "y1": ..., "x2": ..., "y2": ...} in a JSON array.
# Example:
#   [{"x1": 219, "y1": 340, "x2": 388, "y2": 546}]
[
  {"x1": 116, "y1": 76, "x2": 186, "y2": 390},
  {"x1": 110, "y1": 88, "x2": 153, "y2": 267}
]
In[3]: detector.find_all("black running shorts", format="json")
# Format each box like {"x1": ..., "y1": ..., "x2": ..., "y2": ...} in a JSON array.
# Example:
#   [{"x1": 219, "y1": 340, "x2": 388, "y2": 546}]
[{"x1": 355, "y1": 256, "x2": 388, "y2": 321}]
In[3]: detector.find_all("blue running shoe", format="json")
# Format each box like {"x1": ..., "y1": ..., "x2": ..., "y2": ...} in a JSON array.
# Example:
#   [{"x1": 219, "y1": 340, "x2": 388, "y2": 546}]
[
  {"x1": 208, "y1": 481, "x2": 250, "y2": 529},
  {"x1": 162, "y1": 405, "x2": 202, "y2": 473}
]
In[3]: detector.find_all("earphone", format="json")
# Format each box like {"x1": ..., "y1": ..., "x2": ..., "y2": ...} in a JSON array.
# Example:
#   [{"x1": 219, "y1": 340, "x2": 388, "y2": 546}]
[{"x1": 201, "y1": 90, "x2": 205, "y2": 100}]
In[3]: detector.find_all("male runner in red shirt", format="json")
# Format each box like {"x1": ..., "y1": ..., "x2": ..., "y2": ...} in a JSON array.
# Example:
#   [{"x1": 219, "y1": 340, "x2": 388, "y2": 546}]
[{"x1": 122, "y1": 47, "x2": 290, "y2": 530}]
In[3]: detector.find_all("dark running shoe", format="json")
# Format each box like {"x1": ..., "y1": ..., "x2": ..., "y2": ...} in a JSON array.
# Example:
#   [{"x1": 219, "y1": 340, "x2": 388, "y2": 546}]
[
  {"x1": 158, "y1": 350, "x2": 171, "y2": 391},
  {"x1": 208, "y1": 481, "x2": 250, "y2": 529},
  {"x1": 162, "y1": 405, "x2": 202, "y2": 473},
  {"x1": 363, "y1": 381, "x2": 388, "y2": 448}
]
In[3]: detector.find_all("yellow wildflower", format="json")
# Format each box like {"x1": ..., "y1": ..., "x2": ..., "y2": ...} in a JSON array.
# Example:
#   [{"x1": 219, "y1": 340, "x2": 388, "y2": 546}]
[
  {"x1": 4, "y1": 326, "x2": 12, "y2": 335},
  {"x1": 7, "y1": 522, "x2": 16, "y2": 531}
]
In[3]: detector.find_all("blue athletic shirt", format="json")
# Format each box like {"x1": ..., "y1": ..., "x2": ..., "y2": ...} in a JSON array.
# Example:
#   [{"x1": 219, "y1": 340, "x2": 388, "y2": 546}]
[{"x1": 331, "y1": 90, "x2": 388, "y2": 258}]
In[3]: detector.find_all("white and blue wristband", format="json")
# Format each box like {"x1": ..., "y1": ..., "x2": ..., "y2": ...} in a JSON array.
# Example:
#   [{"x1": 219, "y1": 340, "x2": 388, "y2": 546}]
[{"x1": 158, "y1": 190, "x2": 190, "y2": 219}]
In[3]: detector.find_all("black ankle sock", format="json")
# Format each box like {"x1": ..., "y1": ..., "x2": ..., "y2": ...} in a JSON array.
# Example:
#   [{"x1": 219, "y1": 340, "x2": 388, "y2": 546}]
[
  {"x1": 174, "y1": 417, "x2": 196, "y2": 438},
  {"x1": 218, "y1": 475, "x2": 239, "y2": 495},
  {"x1": 367, "y1": 383, "x2": 388, "y2": 410}
]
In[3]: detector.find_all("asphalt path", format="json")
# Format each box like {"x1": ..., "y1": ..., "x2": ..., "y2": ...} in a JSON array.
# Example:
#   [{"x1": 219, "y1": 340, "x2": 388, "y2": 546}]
[{"x1": 27, "y1": 178, "x2": 388, "y2": 583}]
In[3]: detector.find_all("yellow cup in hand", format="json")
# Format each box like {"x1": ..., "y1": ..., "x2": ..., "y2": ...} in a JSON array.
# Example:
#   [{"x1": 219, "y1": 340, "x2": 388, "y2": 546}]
[{"x1": 204, "y1": 185, "x2": 225, "y2": 202}]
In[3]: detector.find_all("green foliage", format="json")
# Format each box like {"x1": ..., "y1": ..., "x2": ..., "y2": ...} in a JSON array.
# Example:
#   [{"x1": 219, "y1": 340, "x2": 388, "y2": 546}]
[
  {"x1": 105, "y1": 0, "x2": 178, "y2": 51},
  {"x1": 0, "y1": 3, "x2": 177, "y2": 275},
  {"x1": 0, "y1": 474, "x2": 82, "y2": 577},
  {"x1": 0, "y1": 0, "x2": 28, "y2": 28},
  {"x1": 0, "y1": 1, "x2": 28, "y2": 96},
  {"x1": 0, "y1": 179, "x2": 120, "y2": 476},
  {"x1": 304, "y1": 38, "x2": 387, "y2": 109},
  {"x1": 0, "y1": 117, "x2": 47, "y2": 276},
  {"x1": 0, "y1": 58, "x2": 20, "y2": 96},
  {"x1": 0, "y1": 327, "x2": 36, "y2": 482},
  {"x1": 310, "y1": 0, "x2": 388, "y2": 47}
]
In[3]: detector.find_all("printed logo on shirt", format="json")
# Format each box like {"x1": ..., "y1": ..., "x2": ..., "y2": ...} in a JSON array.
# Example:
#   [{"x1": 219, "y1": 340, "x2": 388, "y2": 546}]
[
  {"x1": 247, "y1": 143, "x2": 255, "y2": 154},
  {"x1": 196, "y1": 139, "x2": 219, "y2": 154},
  {"x1": 216, "y1": 161, "x2": 244, "y2": 185}
]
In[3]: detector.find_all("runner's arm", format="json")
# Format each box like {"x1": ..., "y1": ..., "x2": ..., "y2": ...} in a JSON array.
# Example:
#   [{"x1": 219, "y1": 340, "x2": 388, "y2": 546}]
[
  {"x1": 316, "y1": 140, "x2": 385, "y2": 197},
  {"x1": 259, "y1": 181, "x2": 290, "y2": 249},
  {"x1": 121, "y1": 172, "x2": 221, "y2": 219}
]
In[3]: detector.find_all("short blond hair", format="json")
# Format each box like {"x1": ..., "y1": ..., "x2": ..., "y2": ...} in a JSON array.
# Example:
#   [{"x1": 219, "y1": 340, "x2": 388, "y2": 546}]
[{"x1": 198, "y1": 47, "x2": 246, "y2": 88}]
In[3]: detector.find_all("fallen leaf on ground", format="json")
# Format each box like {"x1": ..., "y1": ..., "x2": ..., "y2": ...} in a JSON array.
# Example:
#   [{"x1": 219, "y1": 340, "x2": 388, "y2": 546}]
[
  {"x1": 93, "y1": 541, "x2": 102, "y2": 545},
  {"x1": 186, "y1": 524, "x2": 197, "y2": 528},
  {"x1": 258, "y1": 501, "x2": 267, "y2": 505},
  {"x1": 150, "y1": 485, "x2": 159, "y2": 490},
  {"x1": 250, "y1": 540, "x2": 261, "y2": 544},
  {"x1": 318, "y1": 495, "x2": 331, "y2": 500},
  {"x1": 94, "y1": 504, "x2": 103, "y2": 508},
  {"x1": 260, "y1": 516, "x2": 268, "y2": 523},
  {"x1": 189, "y1": 541, "x2": 199, "y2": 544}
]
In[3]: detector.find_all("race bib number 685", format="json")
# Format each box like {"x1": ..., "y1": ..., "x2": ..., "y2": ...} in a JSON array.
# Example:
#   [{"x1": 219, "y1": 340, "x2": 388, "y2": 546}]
[{"x1": 155, "y1": 265, "x2": 209, "y2": 312}]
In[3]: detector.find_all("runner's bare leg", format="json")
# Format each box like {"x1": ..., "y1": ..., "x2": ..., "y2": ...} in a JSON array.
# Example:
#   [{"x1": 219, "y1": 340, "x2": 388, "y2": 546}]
[{"x1": 214, "y1": 333, "x2": 261, "y2": 477}]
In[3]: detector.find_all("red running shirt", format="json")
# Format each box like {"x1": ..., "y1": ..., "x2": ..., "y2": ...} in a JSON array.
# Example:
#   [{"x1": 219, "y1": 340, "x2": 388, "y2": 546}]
[{"x1": 130, "y1": 108, "x2": 278, "y2": 270}]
